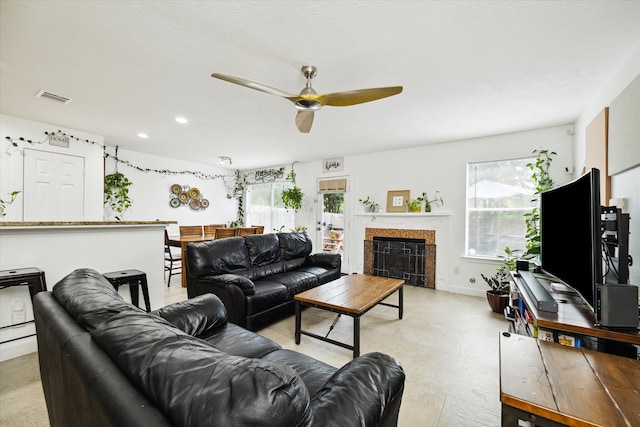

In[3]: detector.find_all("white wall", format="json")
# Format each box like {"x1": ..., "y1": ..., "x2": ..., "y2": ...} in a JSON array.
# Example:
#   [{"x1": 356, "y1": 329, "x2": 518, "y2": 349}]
[
  {"x1": 294, "y1": 125, "x2": 575, "y2": 297},
  {"x1": 103, "y1": 148, "x2": 237, "y2": 235},
  {"x1": 573, "y1": 41, "x2": 640, "y2": 286},
  {"x1": 0, "y1": 114, "x2": 105, "y2": 220}
]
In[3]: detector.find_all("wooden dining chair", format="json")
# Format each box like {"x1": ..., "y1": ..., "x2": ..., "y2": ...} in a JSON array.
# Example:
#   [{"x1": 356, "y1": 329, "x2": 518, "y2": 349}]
[
  {"x1": 251, "y1": 225, "x2": 265, "y2": 234},
  {"x1": 204, "y1": 224, "x2": 226, "y2": 236},
  {"x1": 215, "y1": 228, "x2": 237, "y2": 239},
  {"x1": 179, "y1": 225, "x2": 203, "y2": 236},
  {"x1": 164, "y1": 230, "x2": 182, "y2": 286},
  {"x1": 235, "y1": 227, "x2": 258, "y2": 236}
]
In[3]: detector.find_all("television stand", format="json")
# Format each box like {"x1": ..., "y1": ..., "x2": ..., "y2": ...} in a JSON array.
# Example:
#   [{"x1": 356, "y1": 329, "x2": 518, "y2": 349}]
[{"x1": 510, "y1": 271, "x2": 640, "y2": 358}]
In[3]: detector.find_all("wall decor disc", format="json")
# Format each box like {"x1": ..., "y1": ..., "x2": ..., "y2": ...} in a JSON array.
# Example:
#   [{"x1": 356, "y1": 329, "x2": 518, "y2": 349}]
[
  {"x1": 190, "y1": 199, "x2": 201, "y2": 210},
  {"x1": 200, "y1": 199, "x2": 210, "y2": 209},
  {"x1": 171, "y1": 184, "x2": 182, "y2": 194},
  {"x1": 178, "y1": 192, "x2": 190, "y2": 203},
  {"x1": 182, "y1": 184, "x2": 190, "y2": 192},
  {"x1": 169, "y1": 198, "x2": 180, "y2": 208},
  {"x1": 189, "y1": 187, "x2": 201, "y2": 199},
  {"x1": 170, "y1": 193, "x2": 178, "y2": 199}
]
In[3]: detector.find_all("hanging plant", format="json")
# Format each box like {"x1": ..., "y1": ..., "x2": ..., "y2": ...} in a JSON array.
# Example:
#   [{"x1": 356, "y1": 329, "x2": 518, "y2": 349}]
[
  {"x1": 282, "y1": 164, "x2": 304, "y2": 212},
  {"x1": 104, "y1": 172, "x2": 133, "y2": 214}
]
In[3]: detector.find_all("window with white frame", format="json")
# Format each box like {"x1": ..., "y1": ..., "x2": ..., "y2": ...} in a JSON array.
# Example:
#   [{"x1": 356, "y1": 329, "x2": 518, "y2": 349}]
[
  {"x1": 466, "y1": 157, "x2": 536, "y2": 258},
  {"x1": 245, "y1": 182, "x2": 295, "y2": 233}
]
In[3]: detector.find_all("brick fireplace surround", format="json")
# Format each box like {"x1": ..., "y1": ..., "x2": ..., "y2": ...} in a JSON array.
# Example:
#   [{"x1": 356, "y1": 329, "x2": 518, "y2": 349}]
[{"x1": 364, "y1": 228, "x2": 436, "y2": 288}]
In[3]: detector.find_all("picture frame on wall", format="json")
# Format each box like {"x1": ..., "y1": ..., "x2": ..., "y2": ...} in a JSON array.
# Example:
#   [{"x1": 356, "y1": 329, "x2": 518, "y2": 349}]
[{"x1": 386, "y1": 190, "x2": 410, "y2": 212}]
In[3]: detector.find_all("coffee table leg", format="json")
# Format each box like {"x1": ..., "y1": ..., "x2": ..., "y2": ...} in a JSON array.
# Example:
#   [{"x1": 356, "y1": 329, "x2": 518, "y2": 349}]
[
  {"x1": 295, "y1": 300, "x2": 301, "y2": 345},
  {"x1": 353, "y1": 317, "x2": 360, "y2": 358},
  {"x1": 399, "y1": 286, "x2": 403, "y2": 319}
]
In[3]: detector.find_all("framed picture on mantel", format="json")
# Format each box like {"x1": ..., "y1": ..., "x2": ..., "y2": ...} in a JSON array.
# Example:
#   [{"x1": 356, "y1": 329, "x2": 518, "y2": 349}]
[{"x1": 386, "y1": 190, "x2": 409, "y2": 212}]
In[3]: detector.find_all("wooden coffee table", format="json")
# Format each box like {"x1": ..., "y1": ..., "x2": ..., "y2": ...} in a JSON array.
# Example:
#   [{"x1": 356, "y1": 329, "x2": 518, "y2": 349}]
[{"x1": 294, "y1": 274, "x2": 403, "y2": 358}]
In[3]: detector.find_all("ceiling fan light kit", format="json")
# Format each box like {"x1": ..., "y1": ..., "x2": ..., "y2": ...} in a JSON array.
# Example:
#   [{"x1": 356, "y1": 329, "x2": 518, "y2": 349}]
[{"x1": 211, "y1": 65, "x2": 402, "y2": 133}]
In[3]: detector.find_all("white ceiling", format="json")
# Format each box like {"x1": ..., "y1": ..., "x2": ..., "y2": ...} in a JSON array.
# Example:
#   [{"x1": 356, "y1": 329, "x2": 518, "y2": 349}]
[{"x1": 1, "y1": 1, "x2": 640, "y2": 170}]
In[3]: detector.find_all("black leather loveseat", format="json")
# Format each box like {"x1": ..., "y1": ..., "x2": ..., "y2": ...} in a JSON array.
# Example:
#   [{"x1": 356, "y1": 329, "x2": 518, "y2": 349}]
[
  {"x1": 185, "y1": 232, "x2": 341, "y2": 330},
  {"x1": 34, "y1": 268, "x2": 405, "y2": 427}
]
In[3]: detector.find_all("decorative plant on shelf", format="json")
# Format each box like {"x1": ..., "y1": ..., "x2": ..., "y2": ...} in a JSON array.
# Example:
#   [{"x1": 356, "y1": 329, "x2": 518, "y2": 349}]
[
  {"x1": 0, "y1": 191, "x2": 21, "y2": 218},
  {"x1": 104, "y1": 172, "x2": 133, "y2": 215},
  {"x1": 281, "y1": 164, "x2": 304, "y2": 212},
  {"x1": 523, "y1": 149, "x2": 556, "y2": 256},
  {"x1": 407, "y1": 191, "x2": 444, "y2": 212},
  {"x1": 358, "y1": 196, "x2": 378, "y2": 213}
]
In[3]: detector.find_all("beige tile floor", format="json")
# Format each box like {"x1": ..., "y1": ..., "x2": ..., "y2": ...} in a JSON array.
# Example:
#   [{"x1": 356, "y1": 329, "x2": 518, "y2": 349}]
[{"x1": 0, "y1": 274, "x2": 507, "y2": 427}]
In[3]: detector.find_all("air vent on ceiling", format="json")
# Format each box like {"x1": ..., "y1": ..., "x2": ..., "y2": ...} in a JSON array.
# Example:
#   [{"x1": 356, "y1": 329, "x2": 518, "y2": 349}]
[{"x1": 35, "y1": 90, "x2": 73, "y2": 105}]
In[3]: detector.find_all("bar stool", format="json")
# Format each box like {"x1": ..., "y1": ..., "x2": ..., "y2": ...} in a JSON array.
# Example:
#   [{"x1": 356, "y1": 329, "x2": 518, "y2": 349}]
[
  {"x1": 0, "y1": 267, "x2": 47, "y2": 303},
  {"x1": 102, "y1": 269, "x2": 151, "y2": 312},
  {"x1": 0, "y1": 267, "x2": 47, "y2": 344}
]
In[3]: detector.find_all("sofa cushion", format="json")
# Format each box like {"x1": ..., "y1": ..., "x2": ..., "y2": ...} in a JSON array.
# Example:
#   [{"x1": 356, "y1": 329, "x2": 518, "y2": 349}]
[
  {"x1": 186, "y1": 238, "x2": 251, "y2": 277},
  {"x1": 199, "y1": 322, "x2": 281, "y2": 358},
  {"x1": 245, "y1": 281, "x2": 289, "y2": 316},
  {"x1": 261, "y1": 349, "x2": 337, "y2": 398},
  {"x1": 92, "y1": 311, "x2": 312, "y2": 427},
  {"x1": 277, "y1": 232, "x2": 312, "y2": 260},
  {"x1": 271, "y1": 271, "x2": 319, "y2": 297},
  {"x1": 52, "y1": 268, "x2": 142, "y2": 332},
  {"x1": 150, "y1": 294, "x2": 227, "y2": 336},
  {"x1": 244, "y1": 233, "x2": 281, "y2": 266}
]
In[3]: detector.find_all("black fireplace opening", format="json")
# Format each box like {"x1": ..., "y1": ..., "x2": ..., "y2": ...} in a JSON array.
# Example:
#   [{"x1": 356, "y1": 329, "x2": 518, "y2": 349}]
[{"x1": 372, "y1": 236, "x2": 425, "y2": 286}]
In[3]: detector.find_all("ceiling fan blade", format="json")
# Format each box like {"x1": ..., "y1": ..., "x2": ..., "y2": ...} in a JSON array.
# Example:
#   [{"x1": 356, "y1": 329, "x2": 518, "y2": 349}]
[
  {"x1": 320, "y1": 86, "x2": 403, "y2": 107},
  {"x1": 295, "y1": 111, "x2": 314, "y2": 133},
  {"x1": 211, "y1": 73, "x2": 297, "y2": 99}
]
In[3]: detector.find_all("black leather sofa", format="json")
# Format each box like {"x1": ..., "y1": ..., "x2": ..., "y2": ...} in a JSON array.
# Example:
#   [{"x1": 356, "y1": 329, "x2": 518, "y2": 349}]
[
  {"x1": 185, "y1": 232, "x2": 341, "y2": 330},
  {"x1": 34, "y1": 268, "x2": 405, "y2": 427}
]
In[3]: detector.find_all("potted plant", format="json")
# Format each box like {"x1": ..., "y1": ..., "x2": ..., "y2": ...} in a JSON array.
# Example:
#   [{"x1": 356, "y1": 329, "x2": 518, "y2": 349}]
[
  {"x1": 406, "y1": 198, "x2": 422, "y2": 212},
  {"x1": 281, "y1": 166, "x2": 304, "y2": 212},
  {"x1": 358, "y1": 196, "x2": 378, "y2": 212},
  {"x1": 480, "y1": 266, "x2": 511, "y2": 314},
  {"x1": 407, "y1": 191, "x2": 444, "y2": 212},
  {"x1": 523, "y1": 149, "x2": 556, "y2": 257},
  {"x1": 104, "y1": 172, "x2": 133, "y2": 215}
]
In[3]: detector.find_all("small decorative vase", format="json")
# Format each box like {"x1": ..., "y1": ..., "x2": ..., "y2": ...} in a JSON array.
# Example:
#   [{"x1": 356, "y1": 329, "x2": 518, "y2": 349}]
[
  {"x1": 425, "y1": 204, "x2": 432, "y2": 213},
  {"x1": 409, "y1": 205, "x2": 421, "y2": 213}
]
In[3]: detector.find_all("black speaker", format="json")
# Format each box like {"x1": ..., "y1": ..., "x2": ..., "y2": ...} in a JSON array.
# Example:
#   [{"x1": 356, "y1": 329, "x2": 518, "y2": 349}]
[
  {"x1": 596, "y1": 284, "x2": 639, "y2": 328},
  {"x1": 516, "y1": 259, "x2": 529, "y2": 271}
]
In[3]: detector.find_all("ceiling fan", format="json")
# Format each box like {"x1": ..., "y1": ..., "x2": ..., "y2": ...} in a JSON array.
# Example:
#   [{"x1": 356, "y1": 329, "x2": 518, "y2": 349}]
[{"x1": 211, "y1": 65, "x2": 403, "y2": 133}]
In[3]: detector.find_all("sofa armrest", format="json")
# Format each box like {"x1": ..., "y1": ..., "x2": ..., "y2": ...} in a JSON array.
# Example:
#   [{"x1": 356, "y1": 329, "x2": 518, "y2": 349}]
[
  {"x1": 307, "y1": 252, "x2": 341, "y2": 269},
  {"x1": 151, "y1": 294, "x2": 227, "y2": 336},
  {"x1": 186, "y1": 274, "x2": 256, "y2": 329},
  {"x1": 311, "y1": 352, "x2": 405, "y2": 427}
]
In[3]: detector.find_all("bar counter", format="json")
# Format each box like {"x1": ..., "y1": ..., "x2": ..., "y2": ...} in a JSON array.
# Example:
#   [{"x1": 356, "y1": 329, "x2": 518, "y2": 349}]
[{"x1": 0, "y1": 220, "x2": 176, "y2": 360}]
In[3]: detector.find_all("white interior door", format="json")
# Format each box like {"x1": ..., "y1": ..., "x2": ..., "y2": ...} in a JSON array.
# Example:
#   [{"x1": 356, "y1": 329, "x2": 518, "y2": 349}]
[{"x1": 23, "y1": 149, "x2": 85, "y2": 221}]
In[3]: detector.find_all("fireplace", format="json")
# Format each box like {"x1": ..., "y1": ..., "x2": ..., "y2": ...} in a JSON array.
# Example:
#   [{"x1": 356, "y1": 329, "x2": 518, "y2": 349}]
[{"x1": 364, "y1": 228, "x2": 436, "y2": 288}]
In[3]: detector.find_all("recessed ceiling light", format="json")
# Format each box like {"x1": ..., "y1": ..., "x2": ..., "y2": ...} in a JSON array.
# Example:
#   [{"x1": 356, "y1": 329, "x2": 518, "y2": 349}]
[
  {"x1": 137, "y1": 133, "x2": 149, "y2": 139},
  {"x1": 175, "y1": 116, "x2": 188, "y2": 124}
]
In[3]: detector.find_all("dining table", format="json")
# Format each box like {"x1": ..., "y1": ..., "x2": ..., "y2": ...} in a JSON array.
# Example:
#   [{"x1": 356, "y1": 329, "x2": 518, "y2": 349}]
[{"x1": 166, "y1": 234, "x2": 217, "y2": 287}]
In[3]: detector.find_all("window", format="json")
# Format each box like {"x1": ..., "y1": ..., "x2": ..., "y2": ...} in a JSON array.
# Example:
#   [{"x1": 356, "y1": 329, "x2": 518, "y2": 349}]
[
  {"x1": 466, "y1": 157, "x2": 536, "y2": 258},
  {"x1": 245, "y1": 182, "x2": 295, "y2": 232}
]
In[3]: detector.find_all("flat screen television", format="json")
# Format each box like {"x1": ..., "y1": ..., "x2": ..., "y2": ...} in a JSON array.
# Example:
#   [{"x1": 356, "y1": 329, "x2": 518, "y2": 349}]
[{"x1": 540, "y1": 168, "x2": 602, "y2": 310}]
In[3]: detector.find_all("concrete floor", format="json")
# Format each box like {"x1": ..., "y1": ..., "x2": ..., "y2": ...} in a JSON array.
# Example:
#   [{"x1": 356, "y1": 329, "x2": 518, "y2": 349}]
[{"x1": 0, "y1": 275, "x2": 507, "y2": 427}]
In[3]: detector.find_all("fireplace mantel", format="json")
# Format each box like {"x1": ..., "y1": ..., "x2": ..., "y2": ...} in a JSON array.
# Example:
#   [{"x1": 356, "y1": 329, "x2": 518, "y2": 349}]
[{"x1": 354, "y1": 211, "x2": 452, "y2": 290}]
